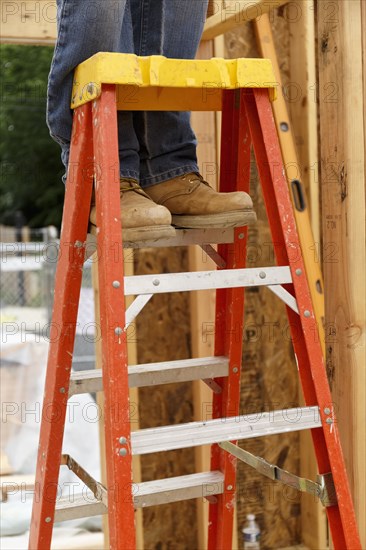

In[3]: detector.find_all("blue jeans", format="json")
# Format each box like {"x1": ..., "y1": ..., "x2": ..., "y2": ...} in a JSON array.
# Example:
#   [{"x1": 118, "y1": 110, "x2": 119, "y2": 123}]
[{"x1": 47, "y1": 0, "x2": 209, "y2": 186}]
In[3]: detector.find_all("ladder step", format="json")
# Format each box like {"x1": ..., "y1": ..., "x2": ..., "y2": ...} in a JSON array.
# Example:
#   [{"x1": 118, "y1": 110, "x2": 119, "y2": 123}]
[
  {"x1": 124, "y1": 266, "x2": 293, "y2": 296},
  {"x1": 86, "y1": 228, "x2": 234, "y2": 254},
  {"x1": 55, "y1": 493, "x2": 107, "y2": 522},
  {"x1": 132, "y1": 406, "x2": 321, "y2": 455},
  {"x1": 69, "y1": 356, "x2": 228, "y2": 396},
  {"x1": 134, "y1": 470, "x2": 224, "y2": 508},
  {"x1": 54, "y1": 471, "x2": 224, "y2": 522}
]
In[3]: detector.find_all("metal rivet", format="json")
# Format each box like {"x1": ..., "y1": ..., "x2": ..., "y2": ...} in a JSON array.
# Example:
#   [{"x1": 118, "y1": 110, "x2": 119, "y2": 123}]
[
  {"x1": 324, "y1": 407, "x2": 331, "y2": 415},
  {"x1": 119, "y1": 437, "x2": 127, "y2": 444},
  {"x1": 119, "y1": 448, "x2": 128, "y2": 456},
  {"x1": 238, "y1": 233, "x2": 245, "y2": 240},
  {"x1": 59, "y1": 387, "x2": 66, "y2": 394},
  {"x1": 87, "y1": 84, "x2": 94, "y2": 95},
  {"x1": 226, "y1": 485, "x2": 233, "y2": 491},
  {"x1": 280, "y1": 122, "x2": 289, "y2": 132},
  {"x1": 152, "y1": 279, "x2": 160, "y2": 286},
  {"x1": 304, "y1": 310, "x2": 311, "y2": 318},
  {"x1": 233, "y1": 367, "x2": 239, "y2": 374},
  {"x1": 295, "y1": 268, "x2": 302, "y2": 276},
  {"x1": 115, "y1": 327, "x2": 123, "y2": 335},
  {"x1": 45, "y1": 517, "x2": 52, "y2": 523},
  {"x1": 259, "y1": 271, "x2": 266, "y2": 279},
  {"x1": 112, "y1": 280, "x2": 120, "y2": 289},
  {"x1": 74, "y1": 240, "x2": 83, "y2": 248},
  {"x1": 326, "y1": 418, "x2": 333, "y2": 425}
]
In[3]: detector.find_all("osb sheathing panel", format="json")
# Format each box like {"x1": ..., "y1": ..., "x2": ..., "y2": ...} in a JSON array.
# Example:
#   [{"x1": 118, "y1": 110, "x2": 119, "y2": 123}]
[
  {"x1": 225, "y1": 10, "x2": 302, "y2": 549},
  {"x1": 134, "y1": 247, "x2": 198, "y2": 549}
]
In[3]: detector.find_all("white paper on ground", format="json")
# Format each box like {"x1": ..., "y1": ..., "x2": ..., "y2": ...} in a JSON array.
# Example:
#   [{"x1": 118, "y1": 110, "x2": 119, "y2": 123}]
[
  {"x1": 0, "y1": 527, "x2": 104, "y2": 550},
  {"x1": 1, "y1": 331, "x2": 102, "y2": 535}
]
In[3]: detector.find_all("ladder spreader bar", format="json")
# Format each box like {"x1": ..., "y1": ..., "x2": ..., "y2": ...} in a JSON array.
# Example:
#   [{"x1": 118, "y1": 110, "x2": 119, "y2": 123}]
[{"x1": 219, "y1": 441, "x2": 336, "y2": 507}]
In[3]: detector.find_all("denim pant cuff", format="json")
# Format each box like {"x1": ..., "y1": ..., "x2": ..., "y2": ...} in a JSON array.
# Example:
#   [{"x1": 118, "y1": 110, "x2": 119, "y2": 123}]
[{"x1": 119, "y1": 169, "x2": 140, "y2": 182}]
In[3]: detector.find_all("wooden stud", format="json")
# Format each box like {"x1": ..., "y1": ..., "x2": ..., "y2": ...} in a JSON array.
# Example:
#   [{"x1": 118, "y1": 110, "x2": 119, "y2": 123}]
[
  {"x1": 288, "y1": 0, "x2": 320, "y2": 242},
  {"x1": 92, "y1": 249, "x2": 144, "y2": 550},
  {"x1": 91, "y1": 259, "x2": 110, "y2": 549},
  {"x1": 287, "y1": 8, "x2": 325, "y2": 543},
  {"x1": 317, "y1": 1, "x2": 366, "y2": 546},
  {"x1": 0, "y1": 0, "x2": 57, "y2": 44},
  {"x1": 124, "y1": 251, "x2": 144, "y2": 550},
  {"x1": 190, "y1": 39, "x2": 218, "y2": 550}
]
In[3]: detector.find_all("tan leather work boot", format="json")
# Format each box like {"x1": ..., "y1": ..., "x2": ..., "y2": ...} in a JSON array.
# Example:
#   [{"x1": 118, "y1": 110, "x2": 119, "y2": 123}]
[
  {"x1": 89, "y1": 178, "x2": 176, "y2": 242},
  {"x1": 145, "y1": 173, "x2": 256, "y2": 228}
]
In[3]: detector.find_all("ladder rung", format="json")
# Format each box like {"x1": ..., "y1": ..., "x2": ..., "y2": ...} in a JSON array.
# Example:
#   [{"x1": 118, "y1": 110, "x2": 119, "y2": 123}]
[
  {"x1": 124, "y1": 266, "x2": 292, "y2": 296},
  {"x1": 55, "y1": 493, "x2": 107, "y2": 522},
  {"x1": 132, "y1": 406, "x2": 321, "y2": 455},
  {"x1": 54, "y1": 471, "x2": 224, "y2": 522},
  {"x1": 134, "y1": 470, "x2": 224, "y2": 507},
  {"x1": 69, "y1": 356, "x2": 228, "y2": 396}
]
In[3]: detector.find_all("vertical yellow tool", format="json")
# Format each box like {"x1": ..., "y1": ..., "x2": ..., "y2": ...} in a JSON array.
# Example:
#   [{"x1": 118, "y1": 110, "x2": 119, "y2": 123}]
[{"x1": 254, "y1": 14, "x2": 325, "y2": 355}]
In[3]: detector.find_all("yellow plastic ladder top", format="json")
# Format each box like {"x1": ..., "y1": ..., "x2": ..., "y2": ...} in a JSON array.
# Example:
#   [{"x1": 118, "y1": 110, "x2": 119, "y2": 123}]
[{"x1": 71, "y1": 53, "x2": 277, "y2": 111}]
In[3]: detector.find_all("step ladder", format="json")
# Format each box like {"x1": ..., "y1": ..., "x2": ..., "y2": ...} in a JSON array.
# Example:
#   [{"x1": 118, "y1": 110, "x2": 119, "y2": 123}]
[{"x1": 28, "y1": 54, "x2": 361, "y2": 550}]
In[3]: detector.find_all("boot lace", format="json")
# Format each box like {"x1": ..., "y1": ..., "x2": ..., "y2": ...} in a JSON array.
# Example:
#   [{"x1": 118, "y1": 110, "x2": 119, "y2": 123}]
[
  {"x1": 120, "y1": 179, "x2": 153, "y2": 200},
  {"x1": 181, "y1": 173, "x2": 212, "y2": 188}
]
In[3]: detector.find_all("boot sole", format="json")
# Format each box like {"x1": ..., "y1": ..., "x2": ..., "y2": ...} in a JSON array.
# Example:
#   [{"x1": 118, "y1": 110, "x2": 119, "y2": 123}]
[
  {"x1": 90, "y1": 223, "x2": 176, "y2": 243},
  {"x1": 172, "y1": 210, "x2": 257, "y2": 229}
]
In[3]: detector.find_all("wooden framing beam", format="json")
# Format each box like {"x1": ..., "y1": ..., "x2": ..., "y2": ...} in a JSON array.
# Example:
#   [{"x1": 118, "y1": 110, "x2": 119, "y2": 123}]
[
  {"x1": 0, "y1": 0, "x2": 288, "y2": 45},
  {"x1": 0, "y1": 0, "x2": 57, "y2": 45},
  {"x1": 202, "y1": 0, "x2": 288, "y2": 41},
  {"x1": 288, "y1": 0, "x2": 320, "y2": 242},
  {"x1": 190, "y1": 38, "x2": 221, "y2": 550},
  {"x1": 287, "y1": 4, "x2": 325, "y2": 548},
  {"x1": 317, "y1": 1, "x2": 366, "y2": 547},
  {"x1": 92, "y1": 253, "x2": 144, "y2": 550}
]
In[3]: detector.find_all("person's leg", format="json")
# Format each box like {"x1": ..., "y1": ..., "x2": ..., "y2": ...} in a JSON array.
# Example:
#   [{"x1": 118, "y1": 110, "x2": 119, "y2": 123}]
[
  {"x1": 130, "y1": 0, "x2": 255, "y2": 229},
  {"x1": 131, "y1": 0, "x2": 209, "y2": 188},
  {"x1": 47, "y1": 0, "x2": 140, "y2": 181},
  {"x1": 49, "y1": 0, "x2": 175, "y2": 240}
]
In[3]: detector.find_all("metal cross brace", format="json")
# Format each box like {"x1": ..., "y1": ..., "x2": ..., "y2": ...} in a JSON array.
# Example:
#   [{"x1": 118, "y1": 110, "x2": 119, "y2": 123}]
[{"x1": 219, "y1": 441, "x2": 336, "y2": 507}]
